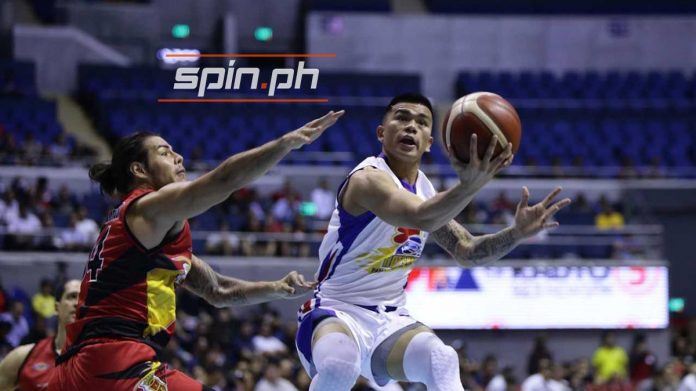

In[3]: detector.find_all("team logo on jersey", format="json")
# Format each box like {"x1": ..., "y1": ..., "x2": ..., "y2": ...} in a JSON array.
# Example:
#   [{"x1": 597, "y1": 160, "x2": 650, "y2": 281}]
[
  {"x1": 393, "y1": 228, "x2": 423, "y2": 257},
  {"x1": 135, "y1": 375, "x2": 167, "y2": 391},
  {"x1": 134, "y1": 362, "x2": 168, "y2": 391},
  {"x1": 354, "y1": 227, "x2": 425, "y2": 273}
]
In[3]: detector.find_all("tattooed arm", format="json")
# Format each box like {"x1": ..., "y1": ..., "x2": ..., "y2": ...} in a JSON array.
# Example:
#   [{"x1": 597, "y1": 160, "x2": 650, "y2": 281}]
[
  {"x1": 183, "y1": 255, "x2": 314, "y2": 307},
  {"x1": 431, "y1": 187, "x2": 572, "y2": 267},
  {"x1": 431, "y1": 220, "x2": 522, "y2": 267}
]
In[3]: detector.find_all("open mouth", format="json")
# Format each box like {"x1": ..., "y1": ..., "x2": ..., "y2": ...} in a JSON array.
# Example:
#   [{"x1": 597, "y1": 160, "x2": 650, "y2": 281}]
[{"x1": 399, "y1": 135, "x2": 418, "y2": 148}]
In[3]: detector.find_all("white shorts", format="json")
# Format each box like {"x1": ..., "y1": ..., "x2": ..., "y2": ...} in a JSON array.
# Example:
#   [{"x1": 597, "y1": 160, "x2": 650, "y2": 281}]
[{"x1": 295, "y1": 297, "x2": 419, "y2": 385}]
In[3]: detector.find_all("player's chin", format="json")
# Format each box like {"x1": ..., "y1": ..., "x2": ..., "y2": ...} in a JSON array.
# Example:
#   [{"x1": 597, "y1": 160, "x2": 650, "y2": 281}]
[
  {"x1": 389, "y1": 143, "x2": 415, "y2": 156},
  {"x1": 396, "y1": 147, "x2": 425, "y2": 162}
]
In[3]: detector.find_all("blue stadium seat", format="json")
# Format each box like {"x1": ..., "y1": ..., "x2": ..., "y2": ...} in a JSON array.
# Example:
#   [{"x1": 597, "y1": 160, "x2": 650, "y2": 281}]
[{"x1": 73, "y1": 66, "x2": 696, "y2": 173}]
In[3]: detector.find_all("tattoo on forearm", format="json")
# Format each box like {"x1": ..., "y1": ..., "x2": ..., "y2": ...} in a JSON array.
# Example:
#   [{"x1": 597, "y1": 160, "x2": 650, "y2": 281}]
[
  {"x1": 217, "y1": 281, "x2": 249, "y2": 306},
  {"x1": 468, "y1": 228, "x2": 518, "y2": 266},
  {"x1": 183, "y1": 258, "x2": 217, "y2": 297},
  {"x1": 432, "y1": 222, "x2": 519, "y2": 267},
  {"x1": 432, "y1": 221, "x2": 473, "y2": 262},
  {"x1": 184, "y1": 257, "x2": 248, "y2": 306},
  {"x1": 432, "y1": 224, "x2": 459, "y2": 254}
]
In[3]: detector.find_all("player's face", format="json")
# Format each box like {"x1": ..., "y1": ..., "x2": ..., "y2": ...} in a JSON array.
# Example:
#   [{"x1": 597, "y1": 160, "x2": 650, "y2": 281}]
[
  {"x1": 56, "y1": 280, "x2": 81, "y2": 325},
  {"x1": 143, "y1": 136, "x2": 186, "y2": 189},
  {"x1": 378, "y1": 103, "x2": 433, "y2": 163}
]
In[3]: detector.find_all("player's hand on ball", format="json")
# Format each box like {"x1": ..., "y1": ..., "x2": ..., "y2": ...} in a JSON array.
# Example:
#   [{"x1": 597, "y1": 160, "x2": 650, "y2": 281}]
[
  {"x1": 449, "y1": 134, "x2": 514, "y2": 191},
  {"x1": 282, "y1": 110, "x2": 345, "y2": 150},
  {"x1": 512, "y1": 187, "x2": 572, "y2": 238},
  {"x1": 274, "y1": 271, "x2": 316, "y2": 299}
]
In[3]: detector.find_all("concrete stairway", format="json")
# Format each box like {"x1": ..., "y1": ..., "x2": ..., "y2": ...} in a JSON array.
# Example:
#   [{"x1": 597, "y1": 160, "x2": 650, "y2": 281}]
[{"x1": 55, "y1": 95, "x2": 110, "y2": 161}]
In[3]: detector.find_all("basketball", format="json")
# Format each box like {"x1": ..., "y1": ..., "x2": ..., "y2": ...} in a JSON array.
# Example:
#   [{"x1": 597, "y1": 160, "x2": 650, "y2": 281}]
[
  {"x1": 4, "y1": 4, "x2": 690, "y2": 390},
  {"x1": 442, "y1": 92, "x2": 522, "y2": 163}
]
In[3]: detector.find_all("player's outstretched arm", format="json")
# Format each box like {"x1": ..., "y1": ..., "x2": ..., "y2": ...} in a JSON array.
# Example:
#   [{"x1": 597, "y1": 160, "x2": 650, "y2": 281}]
[
  {"x1": 0, "y1": 343, "x2": 34, "y2": 391},
  {"x1": 431, "y1": 187, "x2": 571, "y2": 267},
  {"x1": 135, "y1": 110, "x2": 344, "y2": 227},
  {"x1": 183, "y1": 255, "x2": 315, "y2": 308},
  {"x1": 344, "y1": 134, "x2": 515, "y2": 232},
  {"x1": 343, "y1": 168, "x2": 474, "y2": 231}
]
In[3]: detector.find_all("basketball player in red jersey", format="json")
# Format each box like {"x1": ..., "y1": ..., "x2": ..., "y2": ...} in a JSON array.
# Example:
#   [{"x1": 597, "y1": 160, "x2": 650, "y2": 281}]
[
  {"x1": 48, "y1": 110, "x2": 344, "y2": 390},
  {"x1": 0, "y1": 280, "x2": 80, "y2": 391}
]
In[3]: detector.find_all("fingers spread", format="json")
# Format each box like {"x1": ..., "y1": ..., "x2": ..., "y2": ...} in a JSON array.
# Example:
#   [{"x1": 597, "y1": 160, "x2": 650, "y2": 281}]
[
  {"x1": 518, "y1": 186, "x2": 530, "y2": 210},
  {"x1": 492, "y1": 144, "x2": 514, "y2": 171},
  {"x1": 483, "y1": 135, "x2": 498, "y2": 165},
  {"x1": 469, "y1": 133, "x2": 479, "y2": 165},
  {"x1": 541, "y1": 198, "x2": 572, "y2": 221},
  {"x1": 543, "y1": 221, "x2": 560, "y2": 230},
  {"x1": 541, "y1": 187, "x2": 562, "y2": 207}
]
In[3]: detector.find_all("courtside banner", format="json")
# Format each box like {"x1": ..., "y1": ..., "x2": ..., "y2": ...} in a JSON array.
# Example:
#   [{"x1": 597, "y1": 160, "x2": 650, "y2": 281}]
[{"x1": 405, "y1": 266, "x2": 668, "y2": 329}]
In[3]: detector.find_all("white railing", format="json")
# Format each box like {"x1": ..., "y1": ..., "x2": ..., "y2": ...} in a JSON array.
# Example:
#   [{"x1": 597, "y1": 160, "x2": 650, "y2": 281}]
[{"x1": 0, "y1": 223, "x2": 664, "y2": 257}]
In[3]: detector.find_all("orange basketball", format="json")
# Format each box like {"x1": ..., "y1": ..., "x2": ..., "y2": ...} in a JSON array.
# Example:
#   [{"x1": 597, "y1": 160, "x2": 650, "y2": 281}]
[{"x1": 442, "y1": 92, "x2": 522, "y2": 163}]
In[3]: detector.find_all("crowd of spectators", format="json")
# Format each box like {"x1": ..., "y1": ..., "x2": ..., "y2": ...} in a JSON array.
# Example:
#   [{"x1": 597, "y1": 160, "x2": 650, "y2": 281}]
[
  {"x1": 0, "y1": 174, "x2": 641, "y2": 259},
  {"x1": 0, "y1": 176, "x2": 100, "y2": 251},
  {"x1": 0, "y1": 128, "x2": 97, "y2": 166},
  {"x1": 0, "y1": 277, "x2": 694, "y2": 391}
]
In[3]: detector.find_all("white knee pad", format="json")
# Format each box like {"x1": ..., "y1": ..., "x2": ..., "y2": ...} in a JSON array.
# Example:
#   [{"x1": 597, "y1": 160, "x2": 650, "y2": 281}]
[
  {"x1": 402, "y1": 333, "x2": 463, "y2": 391},
  {"x1": 309, "y1": 332, "x2": 361, "y2": 391}
]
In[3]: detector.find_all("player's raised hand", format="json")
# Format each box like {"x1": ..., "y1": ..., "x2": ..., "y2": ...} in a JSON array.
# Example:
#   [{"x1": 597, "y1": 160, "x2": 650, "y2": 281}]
[
  {"x1": 274, "y1": 271, "x2": 317, "y2": 299},
  {"x1": 512, "y1": 187, "x2": 572, "y2": 238},
  {"x1": 449, "y1": 134, "x2": 514, "y2": 191},
  {"x1": 282, "y1": 110, "x2": 345, "y2": 150}
]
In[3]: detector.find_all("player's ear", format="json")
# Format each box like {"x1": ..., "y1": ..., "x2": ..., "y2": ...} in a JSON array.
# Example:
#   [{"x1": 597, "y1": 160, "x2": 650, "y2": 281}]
[
  {"x1": 376, "y1": 125, "x2": 385, "y2": 144},
  {"x1": 130, "y1": 161, "x2": 148, "y2": 181},
  {"x1": 425, "y1": 135, "x2": 433, "y2": 152}
]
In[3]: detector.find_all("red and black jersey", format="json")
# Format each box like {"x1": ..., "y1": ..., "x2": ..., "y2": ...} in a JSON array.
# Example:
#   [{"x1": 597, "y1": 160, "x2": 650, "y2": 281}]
[
  {"x1": 64, "y1": 188, "x2": 192, "y2": 352},
  {"x1": 17, "y1": 337, "x2": 56, "y2": 390}
]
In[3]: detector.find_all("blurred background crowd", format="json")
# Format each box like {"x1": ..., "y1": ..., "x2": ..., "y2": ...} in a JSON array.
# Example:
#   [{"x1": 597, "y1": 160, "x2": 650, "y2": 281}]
[
  {"x1": 1, "y1": 0, "x2": 695, "y2": 389},
  {"x1": 1, "y1": 277, "x2": 695, "y2": 391},
  {"x1": 0, "y1": 175, "x2": 640, "y2": 260}
]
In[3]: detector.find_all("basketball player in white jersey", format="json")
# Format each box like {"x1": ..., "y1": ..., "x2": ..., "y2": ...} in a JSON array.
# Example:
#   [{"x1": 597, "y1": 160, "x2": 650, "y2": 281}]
[{"x1": 295, "y1": 93, "x2": 571, "y2": 391}]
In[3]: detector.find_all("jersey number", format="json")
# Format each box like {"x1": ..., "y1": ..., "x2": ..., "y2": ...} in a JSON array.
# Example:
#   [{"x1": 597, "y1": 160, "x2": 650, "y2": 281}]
[{"x1": 87, "y1": 225, "x2": 110, "y2": 281}]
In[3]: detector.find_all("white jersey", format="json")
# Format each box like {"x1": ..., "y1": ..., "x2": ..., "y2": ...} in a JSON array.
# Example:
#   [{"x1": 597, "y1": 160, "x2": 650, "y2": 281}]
[{"x1": 313, "y1": 155, "x2": 437, "y2": 307}]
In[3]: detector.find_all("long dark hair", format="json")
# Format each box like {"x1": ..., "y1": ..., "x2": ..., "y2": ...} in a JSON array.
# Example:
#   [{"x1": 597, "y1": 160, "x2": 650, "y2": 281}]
[{"x1": 89, "y1": 132, "x2": 155, "y2": 196}]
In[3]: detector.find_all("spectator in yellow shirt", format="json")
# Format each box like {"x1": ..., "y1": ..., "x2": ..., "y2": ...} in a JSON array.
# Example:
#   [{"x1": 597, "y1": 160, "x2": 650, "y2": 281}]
[
  {"x1": 31, "y1": 279, "x2": 56, "y2": 319},
  {"x1": 595, "y1": 202, "x2": 624, "y2": 230},
  {"x1": 592, "y1": 332, "x2": 628, "y2": 384}
]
